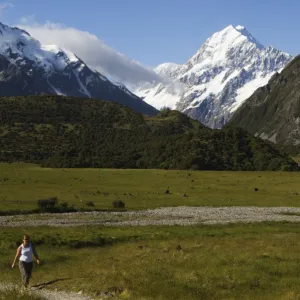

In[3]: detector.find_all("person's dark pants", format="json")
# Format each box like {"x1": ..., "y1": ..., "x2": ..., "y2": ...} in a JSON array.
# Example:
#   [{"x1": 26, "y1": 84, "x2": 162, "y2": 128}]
[{"x1": 19, "y1": 261, "x2": 33, "y2": 286}]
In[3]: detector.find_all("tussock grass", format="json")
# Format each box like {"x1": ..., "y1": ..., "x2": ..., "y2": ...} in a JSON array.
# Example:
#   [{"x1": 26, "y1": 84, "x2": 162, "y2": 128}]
[
  {"x1": 0, "y1": 287, "x2": 46, "y2": 300},
  {"x1": 1, "y1": 163, "x2": 300, "y2": 213},
  {"x1": 1, "y1": 224, "x2": 300, "y2": 299}
]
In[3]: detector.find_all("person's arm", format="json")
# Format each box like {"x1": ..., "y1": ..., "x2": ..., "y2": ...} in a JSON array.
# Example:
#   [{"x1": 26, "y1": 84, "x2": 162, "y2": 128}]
[
  {"x1": 32, "y1": 245, "x2": 40, "y2": 265},
  {"x1": 12, "y1": 246, "x2": 21, "y2": 268}
]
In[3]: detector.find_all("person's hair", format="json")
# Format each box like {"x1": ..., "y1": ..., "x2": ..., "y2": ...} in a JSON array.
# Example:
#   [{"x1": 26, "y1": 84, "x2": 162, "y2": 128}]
[{"x1": 23, "y1": 234, "x2": 30, "y2": 241}]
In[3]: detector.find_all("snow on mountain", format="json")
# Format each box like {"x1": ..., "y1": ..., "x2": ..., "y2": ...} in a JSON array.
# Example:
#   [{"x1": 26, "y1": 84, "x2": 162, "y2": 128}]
[
  {"x1": 0, "y1": 22, "x2": 157, "y2": 116},
  {"x1": 134, "y1": 25, "x2": 292, "y2": 128},
  {"x1": 0, "y1": 22, "x2": 79, "y2": 73},
  {"x1": 154, "y1": 63, "x2": 182, "y2": 80}
]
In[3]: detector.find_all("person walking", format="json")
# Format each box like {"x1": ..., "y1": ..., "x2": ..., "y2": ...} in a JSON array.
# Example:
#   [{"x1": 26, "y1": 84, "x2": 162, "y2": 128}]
[{"x1": 11, "y1": 234, "x2": 40, "y2": 288}]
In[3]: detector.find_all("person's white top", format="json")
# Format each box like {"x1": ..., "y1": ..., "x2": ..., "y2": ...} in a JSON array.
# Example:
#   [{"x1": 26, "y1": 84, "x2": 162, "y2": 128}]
[{"x1": 19, "y1": 243, "x2": 33, "y2": 263}]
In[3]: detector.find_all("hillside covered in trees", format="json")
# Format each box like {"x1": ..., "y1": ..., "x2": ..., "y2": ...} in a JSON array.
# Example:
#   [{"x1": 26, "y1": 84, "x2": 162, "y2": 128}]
[{"x1": 0, "y1": 96, "x2": 298, "y2": 171}]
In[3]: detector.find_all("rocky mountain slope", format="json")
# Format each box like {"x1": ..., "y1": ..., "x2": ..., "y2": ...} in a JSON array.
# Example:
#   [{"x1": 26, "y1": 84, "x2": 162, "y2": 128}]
[
  {"x1": 228, "y1": 55, "x2": 300, "y2": 154},
  {"x1": 0, "y1": 22, "x2": 157, "y2": 115},
  {"x1": 134, "y1": 25, "x2": 292, "y2": 127},
  {"x1": 0, "y1": 95, "x2": 298, "y2": 171}
]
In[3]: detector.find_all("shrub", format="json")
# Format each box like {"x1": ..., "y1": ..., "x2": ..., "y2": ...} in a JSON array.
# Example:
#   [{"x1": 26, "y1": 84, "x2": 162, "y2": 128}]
[
  {"x1": 37, "y1": 198, "x2": 77, "y2": 213},
  {"x1": 37, "y1": 197, "x2": 58, "y2": 211},
  {"x1": 112, "y1": 200, "x2": 125, "y2": 209},
  {"x1": 281, "y1": 164, "x2": 293, "y2": 171},
  {"x1": 60, "y1": 202, "x2": 69, "y2": 209},
  {"x1": 190, "y1": 164, "x2": 200, "y2": 171},
  {"x1": 86, "y1": 201, "x2": 95, "y2": 207}
]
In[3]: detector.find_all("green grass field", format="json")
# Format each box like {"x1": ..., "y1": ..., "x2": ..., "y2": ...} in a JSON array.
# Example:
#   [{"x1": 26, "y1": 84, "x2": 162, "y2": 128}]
[
  {"x1": 1, "y1": 223, "x2": 300, "y2": 299},
  {"x1": 2, "y1": 163, "x2": 300, "y2": 299},
  {"x1": 0, "y1": 163, "x2": 300, "y2": 212}
]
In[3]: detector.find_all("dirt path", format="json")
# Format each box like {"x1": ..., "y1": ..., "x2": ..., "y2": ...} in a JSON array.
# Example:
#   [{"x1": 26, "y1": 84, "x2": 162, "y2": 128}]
[
  {"x1": 2, "y1": 206, "x2": 300, "y2": 227},
  {"x1": 0, "y1": 282, "x2": 93, "y2": 300}
]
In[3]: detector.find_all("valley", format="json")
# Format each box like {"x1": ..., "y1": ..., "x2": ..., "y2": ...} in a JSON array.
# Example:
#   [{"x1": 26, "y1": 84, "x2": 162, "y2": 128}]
[{"x1": 0, "y1": 3, "x2": 299, "y2": 299}]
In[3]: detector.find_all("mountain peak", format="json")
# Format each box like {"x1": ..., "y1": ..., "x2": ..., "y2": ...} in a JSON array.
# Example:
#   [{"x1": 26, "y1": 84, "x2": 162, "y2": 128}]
[
  {"x1": 0, "y1": 21, "x2": 31, "y2": 37},
  {"x1": 135, "y1": 24, "x2": 292, "y2": 129},
  {"x1": 0, "y1": 22, "x2": 82, "y2": 73},
  {"x1": 186, "y1": 24, "x2": 264, "y2": 67},
  {"x1": 0, "y1": 21, "x2": 158, "y2": 116},
  {"x1": 206, "y1": 24, "x2": 263, "y2": 49}
]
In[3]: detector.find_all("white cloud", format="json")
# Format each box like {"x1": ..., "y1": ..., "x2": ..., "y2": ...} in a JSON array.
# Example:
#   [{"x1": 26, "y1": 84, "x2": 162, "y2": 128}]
[
  {"x1": 16, "y1": 20, "x2": 165, "y2": 86},
  {"x1": 0, "y1": 2, "x2": 14, "y2": 16},
  {"x1": 19, "y1": 14, "x2": 35, "y2": 25}
]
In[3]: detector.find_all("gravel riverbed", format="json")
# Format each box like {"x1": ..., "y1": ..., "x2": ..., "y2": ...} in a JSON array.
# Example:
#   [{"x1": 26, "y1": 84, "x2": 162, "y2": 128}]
[{"x1": 2, "y1": 206, "x2": 300, "y2": 227}]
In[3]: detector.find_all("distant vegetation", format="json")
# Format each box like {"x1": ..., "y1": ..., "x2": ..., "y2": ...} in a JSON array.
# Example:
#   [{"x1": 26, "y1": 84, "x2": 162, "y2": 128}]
[{"x1": 0, "y1": 95, "x2": 298, "y2": 171}]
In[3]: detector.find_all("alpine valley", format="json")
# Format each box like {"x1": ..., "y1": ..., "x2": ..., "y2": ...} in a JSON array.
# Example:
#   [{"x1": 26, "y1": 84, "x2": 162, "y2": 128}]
[
  {"x1": 134, "y1": 25, "x2": 292, "y2": 128},
  {"x1": 0, "y1": 22, "x2": 157, "y2": 116}
]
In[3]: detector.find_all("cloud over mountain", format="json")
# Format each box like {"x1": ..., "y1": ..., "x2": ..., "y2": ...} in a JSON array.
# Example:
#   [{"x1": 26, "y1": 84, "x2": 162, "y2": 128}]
[{"x1": 17, "y1": 20, "x2": 162, "y2": 86}]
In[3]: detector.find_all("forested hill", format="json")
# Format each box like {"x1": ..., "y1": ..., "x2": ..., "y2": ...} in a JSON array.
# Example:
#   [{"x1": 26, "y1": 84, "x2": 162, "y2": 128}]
[{"x1": 0, "y1": 95, "x2": 298, "y2": 171}]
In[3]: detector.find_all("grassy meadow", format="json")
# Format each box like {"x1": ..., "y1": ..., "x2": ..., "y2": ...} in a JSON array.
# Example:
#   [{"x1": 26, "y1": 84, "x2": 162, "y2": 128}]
[
  {"x1": 1, "y1": 224, "x2": 300, "y2": 299},
  {"x1": 1, "y1": 163, "x2": 300, "y2": 212},
  {"x1": 1, "y1": 163, "x2": 300, "y2": 299}
]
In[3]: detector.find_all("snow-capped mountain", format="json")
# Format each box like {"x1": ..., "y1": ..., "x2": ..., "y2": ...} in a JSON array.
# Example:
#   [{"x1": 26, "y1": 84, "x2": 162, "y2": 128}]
[
  {"x1": 134, "y1": 25, "x2": 292, "y2": 127},
  {"x1": 0, "y1": 22, "x2": 157, "y2": 116}
]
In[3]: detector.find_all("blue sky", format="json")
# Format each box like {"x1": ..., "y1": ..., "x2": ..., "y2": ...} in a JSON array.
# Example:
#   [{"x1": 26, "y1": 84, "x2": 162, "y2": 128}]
[{"x1": 1, "y1": 0, "x2": 299, "y2": 67}]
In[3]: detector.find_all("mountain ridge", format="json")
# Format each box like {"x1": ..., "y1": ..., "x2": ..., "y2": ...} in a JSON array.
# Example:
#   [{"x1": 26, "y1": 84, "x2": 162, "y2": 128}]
[
  {"x1": 0, "y1": 21, "x2": 157, "y2": 116},
  {"x1": 228, "y1": 55, "x2": 300, "y2": 155}
]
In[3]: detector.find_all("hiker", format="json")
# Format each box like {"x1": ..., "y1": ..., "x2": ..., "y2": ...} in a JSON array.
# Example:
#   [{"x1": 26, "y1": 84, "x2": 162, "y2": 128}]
[{"x1": 11, "y1": 234, "x2": 40, "y2": 288}]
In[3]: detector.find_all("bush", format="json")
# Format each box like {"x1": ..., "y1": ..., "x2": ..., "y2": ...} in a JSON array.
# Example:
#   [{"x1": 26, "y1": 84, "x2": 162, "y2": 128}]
[
  {"x1": 190, "y1": 164, "x2": 200, "y2": 171},
  {"x1": 60, "y1": 202, "x2": 69, "y2": 209},
  {"x1": 37, "y1": 198, "x2": 77, "y2": 213},
  {"x1": 112, "y1": 200, "x2": 125, "y2": 209},
  {"x1": 37, "y1": 197, "x2": 58, "y2": 211},
  {"x1": 268, "y1": 158, "x2": 282, "y2": 170},
  {"x1": 281, "y1": 164, "x2": 293, "y2": 171},
  {"x1": 86, "y1": 201, "x2": 95, "y2": 207}
]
